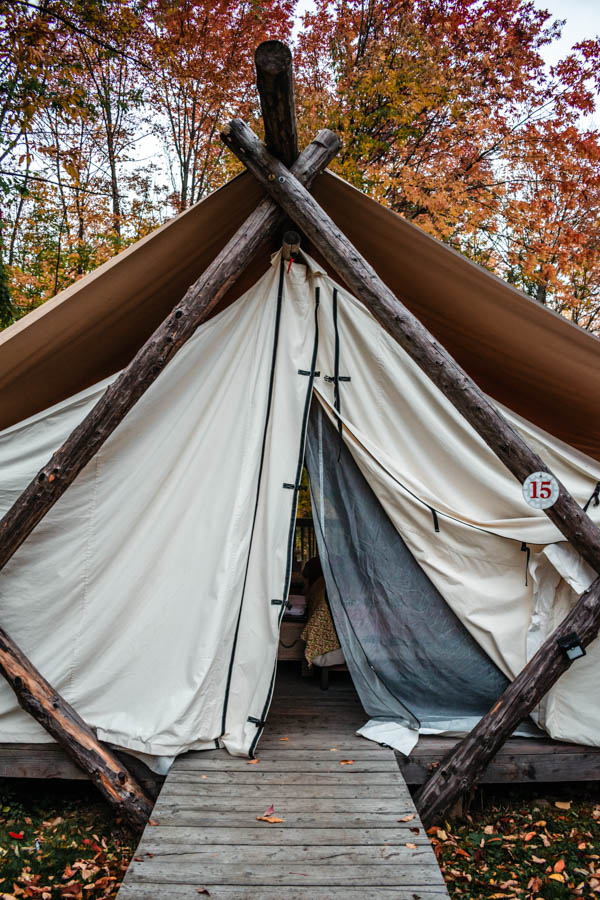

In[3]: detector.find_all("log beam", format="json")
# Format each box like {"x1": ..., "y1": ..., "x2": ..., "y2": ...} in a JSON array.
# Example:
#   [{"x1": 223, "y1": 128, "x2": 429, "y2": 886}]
[
  {"x1": 413, "y1": 574, "x2": 600, "y2": 825},
  {"x1": 220, "y1": 118, "x2": 600, "y2": 822},
  {"x1": 0, "y1": 128, "x2": 339, "y2": 573},
  {"x1": 0, "y1": 626, "x2": 153, "y2": 829},
  {"x1": 255, "y1": 41, "x2": 298, "y2": 167},
  {"x1": 220, "y1": 120, "x2": 600, "y2": 573},
  {"x1": 0, "y1": 129, "x2": 339, "y2": 816}
]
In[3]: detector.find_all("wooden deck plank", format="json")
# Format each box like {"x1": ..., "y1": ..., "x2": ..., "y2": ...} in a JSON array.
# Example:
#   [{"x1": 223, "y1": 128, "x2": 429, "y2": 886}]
[{"x1": 117, "y1": 666, "x2": 448, "y2": 897}]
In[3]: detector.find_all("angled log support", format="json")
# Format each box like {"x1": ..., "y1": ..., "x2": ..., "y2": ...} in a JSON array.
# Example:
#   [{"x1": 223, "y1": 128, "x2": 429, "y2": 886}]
[
  {"x1": 0, "y1": 129, "x2": 340, "y2": 815},
  {"x1": 220, "y1": 118, "x2": 600, "y2": 820},
  {"x1": 413, "y1": 574, "x2": 600, "y2": 826},
  {"x1": 0, "y1": 626, "x2": 153, "y2": 829}
]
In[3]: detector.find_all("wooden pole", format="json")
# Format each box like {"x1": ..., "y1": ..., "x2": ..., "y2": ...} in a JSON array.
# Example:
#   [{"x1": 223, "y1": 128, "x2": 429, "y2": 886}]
[
  {"x1": 0, "y1": 130, "x2": 339, "y2": 814},
  {"x1": 412, "y1": 574, "x2": 600, "y2": 826},
  {"x1": 255, "y1": 41, "x2": 298, "y2": 167},
  {"x1": 220, "y1": 118, "x2": 600, "y2": 819},
  {"x1": 221, "y1": 119, "x2": 600, "y2": 573},
  {"x1": 0, "y1": 627, "x2": 153, "y2": 829},
  {"x1": 0, "y1": 130, "x2": 339, "y2": 573}
]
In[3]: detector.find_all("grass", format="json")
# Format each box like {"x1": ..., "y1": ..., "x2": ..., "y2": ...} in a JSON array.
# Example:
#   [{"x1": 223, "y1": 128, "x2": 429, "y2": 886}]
[
  {"x1": 0, "y1": 780, "x2": 136, "y2": 899},
  {"x1": 429, "y1": 785, "x2": 600, "y2": 899}
]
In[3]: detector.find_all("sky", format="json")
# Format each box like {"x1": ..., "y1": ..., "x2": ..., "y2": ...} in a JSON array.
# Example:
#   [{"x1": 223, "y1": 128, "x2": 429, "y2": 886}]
[{"x1": 534, "y1": 0, "x2": 600, "y2": 64}]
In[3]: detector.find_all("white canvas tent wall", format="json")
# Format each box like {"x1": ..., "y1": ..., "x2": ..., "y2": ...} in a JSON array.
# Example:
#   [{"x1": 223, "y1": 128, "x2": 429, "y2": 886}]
[{"x1": 0, "y1": 172, "x2": 599, "y2": 766}]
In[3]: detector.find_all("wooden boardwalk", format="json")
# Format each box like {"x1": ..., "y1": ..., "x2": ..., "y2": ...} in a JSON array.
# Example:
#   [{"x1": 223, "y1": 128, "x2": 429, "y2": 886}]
[{"x1": 117, "y1": 665, "x2": 448, "y2": 898}]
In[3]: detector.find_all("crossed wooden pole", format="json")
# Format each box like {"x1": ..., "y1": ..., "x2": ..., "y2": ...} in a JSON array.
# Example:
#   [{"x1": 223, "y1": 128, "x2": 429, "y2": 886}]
[{"x1": 0, "y1": 40, "x2": 598, "y2": 828}]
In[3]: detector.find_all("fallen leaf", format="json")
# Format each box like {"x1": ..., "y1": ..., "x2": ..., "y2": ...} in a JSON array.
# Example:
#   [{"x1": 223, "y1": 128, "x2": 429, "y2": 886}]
[
  {"x1": 247, "y1": 759, "x2": 260, "y2": 765},
  {"x1": 263, "y1": 805, "x2": 274, "y2": 817},
  {"x1": 197, "y1": 890, "x2": 210, "y2": 896},
  {"x1": 339, "y1": 760, "x2": 354, "y2": 765},
  {"x1": 436, "y1": 829, "x2": 448, "y2": 841},
  {"x1": 256, "y1": 816, "x2": 284, "y2": 823},
  {"x1": 279, "y1": 737, "x2": 288, "y2": 742},
  {"x1": 549, "y1": 873, "x2": 565, "y2": 882},
  {"x1": 555, "y1": 801, "x2": 571, "y2": 810},
  {"x1": 148, "y1": 819, "x2": 159, "y2": 826},
  {"x1": 398, "y1": 815, "x2": 415, "y2": 822},
  {"x1": 531, "y1": 855, "x2": 546, "y2": 864},
  {"x1": 405, "y1": 842, "x2": 417, "y2": 849},
  {"x1": 410, "y1": 827, "x2": 420, "y2": 834},
  {"x1": 8, "y1": 833, "x2": 23, "y2": 840},
  {"x1": 201, "y1": 775, "x2": 207, "y2": 780},
  {"x1": 524, "y1": 831, "x2": 537, "y2": 841},
  {"x1": 553, "y1": 859, "x2": 566, "y2": 873}
]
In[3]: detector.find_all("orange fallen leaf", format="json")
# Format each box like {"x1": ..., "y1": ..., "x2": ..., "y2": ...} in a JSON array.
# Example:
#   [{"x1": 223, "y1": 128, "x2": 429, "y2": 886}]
[
  {"x1": 553, "y1": 859, "x2": 566, "y2": 873},
  {"x1": 247, "y1": 759, "x2": 260, "y2": 765},
  {"x1": 554, "y1": 800, "x2": 571, "y2": 810},
  {"x1": 340, "y1": 760, "x2": 354, "y2": 765},
  {"x1": 201, "y1": 775, "x2": 207, "y2": 780},
  {"x1": 405, "y1": 842, "x2": 417, "y2": 849},
  {"x1": 256, "y1": 816, "x2": 284, "y2": 823},
  {"x1": 524, "y1": 831, "x2": 537, "y2": 841},
  {"x1": 456, "y1": 848, "x2": 471, "y2": 859},
  {"x1": 149, "y1": 819, "x2": 159, "y2": 826},
  {"x1": 279, "y1": 737, "x2": 288, "y2": 742},
  {"x1": 398, "y1": 814, "x2": 415, "y2": 822}
]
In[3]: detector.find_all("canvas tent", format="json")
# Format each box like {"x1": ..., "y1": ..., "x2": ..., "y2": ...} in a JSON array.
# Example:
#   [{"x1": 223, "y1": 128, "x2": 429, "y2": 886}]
[{"x1": 0, "y1": 171, "x2": 599, "y2": 768}]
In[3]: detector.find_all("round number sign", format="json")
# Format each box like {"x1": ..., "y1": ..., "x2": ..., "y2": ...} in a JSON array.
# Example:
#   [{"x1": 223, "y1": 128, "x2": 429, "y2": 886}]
[{"x1": 522, "y1": 471, "x2": 559, "y2": 509}]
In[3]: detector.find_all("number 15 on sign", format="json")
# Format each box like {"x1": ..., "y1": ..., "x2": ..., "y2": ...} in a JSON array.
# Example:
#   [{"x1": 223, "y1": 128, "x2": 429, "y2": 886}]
[{"x1": 522, "y1": 471, "x2": 559, "y2": 509}]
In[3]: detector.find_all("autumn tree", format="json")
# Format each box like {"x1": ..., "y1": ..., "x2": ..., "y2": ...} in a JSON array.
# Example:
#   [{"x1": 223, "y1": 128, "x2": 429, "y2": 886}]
[
  {"x1": 295, "y1": 0, "x2": 600, "y2": 329},
  {"x1": 142, "y1": 0, "x2": 295, "y2": 211}
]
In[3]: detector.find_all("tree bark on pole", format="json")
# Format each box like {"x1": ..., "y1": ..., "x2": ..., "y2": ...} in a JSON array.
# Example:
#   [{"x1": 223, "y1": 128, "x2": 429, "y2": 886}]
[
  {"x1": 0, "y1": 130, "x2": 339, "y2": 816},
  {"x1": 412, "y1": 574, "x2": 600, "y2": 826},
  {"x1": 0, "y1": 129, "x2": 339, "y2": 573},
  {"x1": 220, "y1": 118, "x2": 600, "y2": 820},
  {"x1": 0, "y1": 626, "x2": 153, "y2": 829},
  {"x1": 255, "y1": 41, "x2": 299, "y2": 167},
  {"x1": 221, "y1": 119, "x2": 600, "y2": 574}
]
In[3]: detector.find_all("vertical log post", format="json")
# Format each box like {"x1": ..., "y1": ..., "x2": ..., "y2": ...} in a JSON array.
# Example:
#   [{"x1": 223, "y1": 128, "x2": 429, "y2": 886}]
[
  {"x1": 0, "y1": 130, "x2": 340, "y2": 815},
  {"x1": 220, "y1": 118, "x2": 600, "y2": 820},
  {"x1": 255, "y1": 40, "x2": 299, "y2": 166}
]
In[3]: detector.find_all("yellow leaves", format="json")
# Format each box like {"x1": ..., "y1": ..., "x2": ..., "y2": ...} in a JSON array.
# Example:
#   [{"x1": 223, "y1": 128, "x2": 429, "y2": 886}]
[
  {"x1": 555, "y1": 801, "x2": 571, "y2": 810},
  {"x1": 549, "y1": 872, "x2": 565, "y2": 882}
]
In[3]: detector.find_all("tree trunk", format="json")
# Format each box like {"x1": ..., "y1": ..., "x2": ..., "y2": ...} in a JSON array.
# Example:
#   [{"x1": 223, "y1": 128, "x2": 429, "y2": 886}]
[{"x1": 0, "y1": 625, "x2": 153, "y2": 829}]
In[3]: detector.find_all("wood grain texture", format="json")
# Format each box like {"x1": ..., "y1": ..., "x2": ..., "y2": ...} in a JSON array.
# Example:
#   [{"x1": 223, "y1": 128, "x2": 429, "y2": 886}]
[
  {"x1": 117, "y1": 667, "x2": 448, "y2": 898},
  {"x1": 0, "y1": 633, "x2": 153, "y2": 829}
]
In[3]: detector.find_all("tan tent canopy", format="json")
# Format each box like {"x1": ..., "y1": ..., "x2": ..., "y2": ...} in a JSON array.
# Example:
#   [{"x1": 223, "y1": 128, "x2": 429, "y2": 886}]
[{"x1": 1, "y1": 171, "x2": 599, "y2": 460}]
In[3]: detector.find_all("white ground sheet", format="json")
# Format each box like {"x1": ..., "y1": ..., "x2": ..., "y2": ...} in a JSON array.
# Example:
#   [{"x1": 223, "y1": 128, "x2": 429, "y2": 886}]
[{"x1": 0, "y1": 252, "x2": 599, "y2": 762}]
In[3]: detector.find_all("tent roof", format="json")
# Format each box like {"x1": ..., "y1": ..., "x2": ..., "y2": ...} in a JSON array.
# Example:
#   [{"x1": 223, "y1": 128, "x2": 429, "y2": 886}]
[{"x1": 1, "y1": 170, "x2": 599, "y2": 460}]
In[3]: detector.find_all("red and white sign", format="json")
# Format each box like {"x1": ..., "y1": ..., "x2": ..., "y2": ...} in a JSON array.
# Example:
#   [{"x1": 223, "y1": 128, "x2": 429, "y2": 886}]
[{"x1": 522, "y1": 471, "x2": 559, "y2": 510}]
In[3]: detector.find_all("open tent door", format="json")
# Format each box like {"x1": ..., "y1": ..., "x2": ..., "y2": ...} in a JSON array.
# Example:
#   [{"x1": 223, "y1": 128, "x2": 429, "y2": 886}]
[{"x1": 305, "y1": 398, "x2": 516, "y2": 754}]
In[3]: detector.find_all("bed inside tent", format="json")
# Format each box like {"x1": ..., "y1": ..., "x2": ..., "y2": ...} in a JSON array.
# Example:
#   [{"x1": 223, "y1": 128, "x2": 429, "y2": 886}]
[{"x1": 1, "y1": 170, "x2": 600, "y2": 788}]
